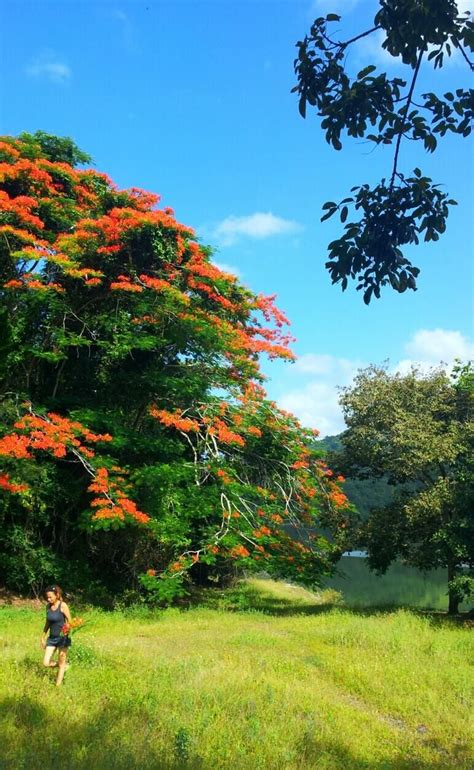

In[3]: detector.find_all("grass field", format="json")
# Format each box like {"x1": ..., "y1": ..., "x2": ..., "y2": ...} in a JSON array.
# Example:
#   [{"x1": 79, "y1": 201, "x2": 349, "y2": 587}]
[{"x1": 0, "y1": 579, "x2": 473, "y2": 770}]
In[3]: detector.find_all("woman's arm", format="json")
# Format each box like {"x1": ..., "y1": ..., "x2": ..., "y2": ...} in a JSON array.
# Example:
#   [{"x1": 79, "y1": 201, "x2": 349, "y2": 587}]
[
  {"x1": 61, "y1": 602, "x2": 72, "y2": 626},
  {"x1": 41, "y1": 616, "x2": 50, "y2": 648}
]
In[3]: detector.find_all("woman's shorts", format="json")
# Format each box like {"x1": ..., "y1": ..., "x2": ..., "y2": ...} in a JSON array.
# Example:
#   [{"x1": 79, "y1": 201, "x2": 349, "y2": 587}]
[{"x1": 46, "y1": 636, "x2": 71, "y2": 648}]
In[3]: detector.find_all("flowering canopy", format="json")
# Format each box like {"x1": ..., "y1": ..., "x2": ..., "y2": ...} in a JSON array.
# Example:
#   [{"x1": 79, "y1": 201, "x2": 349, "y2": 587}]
[{"x1": 0, "y1": 132, "x2": 351, "y2": 599}]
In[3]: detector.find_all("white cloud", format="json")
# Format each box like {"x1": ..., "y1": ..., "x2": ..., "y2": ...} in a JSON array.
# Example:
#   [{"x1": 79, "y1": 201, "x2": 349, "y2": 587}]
[
  {"x1": 25, "y1": 52, "x2": 71, "y2": 84},
  {"x1": 280, "y1": 381, "x2": 347, "y2": 438},
  {"x1": 279, "y1": 355, "x2": 363, "y2": 437},
  {"x1": 294, "y1": 353, "x2": 359, "y2": 377},
  {"x1": 113, "y1": 9, "x2": 128, "y2": 22},
  {"x1": 396, "y1": 329, "x2": 474, "y2": 374},
  {"x1": 353, "y1": 28, "x2": 404, "y2": 69},
  {"x1": 309, "y1": 0, "x2": 361, "y2": 13},
  {"x1": 457, "y1": 0, "x2": 474, "y2": 14},
  {"x1": 276, "y1": 329, "x2": 473, "y2": 438},
  {"x1": 112, "y1": 8, "x2": 137, "y2": 51},
  {"x1": 214, "y1": 212, "x2": 302, "y2": 247}
]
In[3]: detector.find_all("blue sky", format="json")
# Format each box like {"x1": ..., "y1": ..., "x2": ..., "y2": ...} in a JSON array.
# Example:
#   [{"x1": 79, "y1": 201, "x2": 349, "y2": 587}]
[{"x1": 1, "y1": 0, "x2": 473, "y2": 434}]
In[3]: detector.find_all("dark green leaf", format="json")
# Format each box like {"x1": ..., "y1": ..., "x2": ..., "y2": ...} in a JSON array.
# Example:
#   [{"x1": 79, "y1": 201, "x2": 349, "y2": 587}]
[{"x1": 357, "y1": 65, "x2": 377, "y2": 79}]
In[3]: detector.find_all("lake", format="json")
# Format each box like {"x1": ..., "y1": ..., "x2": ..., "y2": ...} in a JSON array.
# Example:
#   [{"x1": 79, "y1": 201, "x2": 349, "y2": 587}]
[{"x1": 326, "y1": 555, "x2": 472, "y2": 611}]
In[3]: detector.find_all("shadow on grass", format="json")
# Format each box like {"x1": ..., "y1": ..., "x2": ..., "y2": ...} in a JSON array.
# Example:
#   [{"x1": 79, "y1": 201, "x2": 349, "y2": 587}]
[
  {"x1": 0, "y1": 695, "x2": 204, "y2": 770},
  {"x1": 296, "y1": 730, "x2": 472, "y2": 770},
  {"x1": 193, "y1": 581, "x2": 473, "y2": 625},
  {"x1": 2, "y1": 694, "x2": 470, "y2": 770},
  {"x1": 194, "y1": 582, "x2": 338, "y2": 617}
]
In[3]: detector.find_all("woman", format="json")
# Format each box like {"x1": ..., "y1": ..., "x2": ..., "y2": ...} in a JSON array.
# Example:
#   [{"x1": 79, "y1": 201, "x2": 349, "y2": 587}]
[{"x1": 41, "y1": 584, "x2": 71, "y2": 686}]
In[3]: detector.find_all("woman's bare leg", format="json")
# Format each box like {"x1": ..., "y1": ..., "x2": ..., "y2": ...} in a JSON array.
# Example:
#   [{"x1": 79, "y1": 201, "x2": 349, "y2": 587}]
[
  {"x1": 55, "y1": 649, "x2": 68, "y2": 686},
  {"x1": 43, "y1": 645, "x2": 57, "y2": 668}
]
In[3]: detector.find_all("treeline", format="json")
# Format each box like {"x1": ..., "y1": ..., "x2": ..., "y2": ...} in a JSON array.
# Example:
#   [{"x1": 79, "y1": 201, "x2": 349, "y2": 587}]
[{"x1": 318, "y1": 365, "x2": 474, "y2": 614}]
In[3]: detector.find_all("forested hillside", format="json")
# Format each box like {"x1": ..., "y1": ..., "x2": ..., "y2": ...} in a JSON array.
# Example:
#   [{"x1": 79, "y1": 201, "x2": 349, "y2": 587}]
[{"x1": 317, "y1": 435, "x2": 394, "y2": 519}]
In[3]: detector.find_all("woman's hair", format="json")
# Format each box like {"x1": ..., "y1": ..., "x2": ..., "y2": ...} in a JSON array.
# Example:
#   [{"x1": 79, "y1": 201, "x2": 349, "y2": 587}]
[{"x1": 44, "y1": 584, "x2": 63, "y2": 600}]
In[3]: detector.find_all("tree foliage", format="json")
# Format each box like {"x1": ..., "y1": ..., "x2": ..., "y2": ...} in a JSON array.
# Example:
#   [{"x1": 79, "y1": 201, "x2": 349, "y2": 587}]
[
  {"x1": 336, "y1": 363, "x2": 474, "y2": 613},
  {"x1": 293, "y1": 0, "x2": 474, "y2": 302},
  {"x1": 0, "y1": 132, "x2": 352, "y2": 601}
]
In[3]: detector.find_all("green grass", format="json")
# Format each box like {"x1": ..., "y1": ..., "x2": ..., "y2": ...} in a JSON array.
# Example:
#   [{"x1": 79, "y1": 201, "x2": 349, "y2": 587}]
[{"x1": 0, "y1": 579, "x2": 473, "y2": 769}]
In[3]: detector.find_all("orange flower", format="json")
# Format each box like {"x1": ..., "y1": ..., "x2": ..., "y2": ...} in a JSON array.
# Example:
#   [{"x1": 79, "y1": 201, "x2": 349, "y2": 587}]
[{"x1": 229, "y1": 545, "x2": 250, "y2": 558}]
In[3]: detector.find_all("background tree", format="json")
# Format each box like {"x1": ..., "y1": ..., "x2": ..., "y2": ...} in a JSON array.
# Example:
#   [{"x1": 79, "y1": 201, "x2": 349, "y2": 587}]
[
  {"x1": 0, "y1": 132, "x2": 351, "y2": 602},
  {"x1": 333, "y1": 363, "x2": 473, "y2": 613},
  {"x1": 293, "y1": 0, "x2": 473, "y2": 302}
]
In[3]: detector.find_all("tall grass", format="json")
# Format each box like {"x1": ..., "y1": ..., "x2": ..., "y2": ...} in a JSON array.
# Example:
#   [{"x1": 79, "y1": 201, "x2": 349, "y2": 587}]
[{"x1": 0, "y1": 579, "x2": 472, "y2": 769}]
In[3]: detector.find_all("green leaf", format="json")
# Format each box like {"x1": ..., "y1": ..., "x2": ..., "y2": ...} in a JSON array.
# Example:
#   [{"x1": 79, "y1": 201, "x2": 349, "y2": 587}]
[{"x1": 357, "y1": 65, "x2": 377, "y2": 79}]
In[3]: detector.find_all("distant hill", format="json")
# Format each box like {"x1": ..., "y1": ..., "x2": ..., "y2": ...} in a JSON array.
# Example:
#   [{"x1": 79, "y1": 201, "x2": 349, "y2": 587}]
[{"x1": 316, "y1": 434, "x2": 394, "y2": 518}]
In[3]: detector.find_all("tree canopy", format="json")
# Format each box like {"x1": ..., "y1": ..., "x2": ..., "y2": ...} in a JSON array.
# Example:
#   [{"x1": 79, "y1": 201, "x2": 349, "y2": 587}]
[
  {"x1": 335, "y1": 363, "x2": 474, "y2": 613},
  {"x1": 293, "y1": 0, "x2": 474, "y2": 303},
  {"x1": 0, "y1": 132, "x2": 351, "y2": 601}
]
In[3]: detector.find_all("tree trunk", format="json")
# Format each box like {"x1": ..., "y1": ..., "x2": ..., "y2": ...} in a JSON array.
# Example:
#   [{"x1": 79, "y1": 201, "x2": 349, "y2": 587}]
[{"x1": 447, "y1": 562, "x2": 459, "y2": 615}]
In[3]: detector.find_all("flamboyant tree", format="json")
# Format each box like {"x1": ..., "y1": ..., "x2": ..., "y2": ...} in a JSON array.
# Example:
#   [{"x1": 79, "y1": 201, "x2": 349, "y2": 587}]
[{"x1": 0, "y1": 132, "x2": 351, "y2": 601}]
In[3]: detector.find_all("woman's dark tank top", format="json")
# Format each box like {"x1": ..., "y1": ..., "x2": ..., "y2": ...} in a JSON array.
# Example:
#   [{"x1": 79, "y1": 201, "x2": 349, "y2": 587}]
[{"x1": 46, "y1": 601, "x2": 66, "y2": 637}]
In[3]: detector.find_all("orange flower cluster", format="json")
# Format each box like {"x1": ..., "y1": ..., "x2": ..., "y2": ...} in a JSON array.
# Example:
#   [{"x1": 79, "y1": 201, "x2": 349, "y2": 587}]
[
  {"x1": 187, "y1": 256, "x2": 236, "y2": 284},
  {"x1": 253, "y1": 525, "x2": 272, "y2": 538},
  {"x1": 0, "y1": 411, "x2": 151, "y2": 525},
  {"x1": 0, "y1": 140, "x2": 20, "y2": 160},
  {"x1": 229, "y1": 545, "x2": 250, "y2": 558},
  {"x1": 328, "y1": 486, "x2": 349, "y2": 509},
  {"x1": 0, "y1": 190, "x2": 43, "y2": 231},
  {"x1": 110, "y1": 275, "x2": 143, "y2": 293},
  {"x1": 139, "y1": 274, "x2": 173, "y2": 292},
  {"x1": 292, "y1": 460, "x2": 309, "y2": 470},
  {"x1": 64, "y1": 266, "x2": 104, "y2": 281},
  {"x1": 149, "y1": 406, "x2": 200, "y2": 433},
  {"x1": 4, "y1": 276, "x2": 65, "y2": 293},
  {"x1": 0, "y1": 473, "x2": 28, "y2": 494},
  {"x1": 207, "y1": 418, "x2": 245, "y2": 447},
  {"x1": 61, "y1": 617, "x2": 85, "y2": 636},
  {"x1": 187, "y1": 275, "x2": 237, "y2": 311},
  {"x1": 139, "y1": 274, "x2": 189, "y2": 305},
  {"x1": 216, "y1": 468, "x2": 232, "y2": 484},
  {"x1": 6, "y1": 412, "x2": 112, "y2": 460},
  {"x1": 253, "y1": 293, "x2": 291, "y2": 328},
  {"x1": 88, "y1": 467, "x2": 150, "y2": 525},
  {"x1": 0, "y1": 223, "x2": 48, "y2": 248},
  {"x1": 246, "y1": 426, "x2": 262, "y2": 438}
]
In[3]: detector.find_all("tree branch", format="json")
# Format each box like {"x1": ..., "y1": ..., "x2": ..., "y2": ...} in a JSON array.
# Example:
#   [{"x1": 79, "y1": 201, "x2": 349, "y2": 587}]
[
  {"x1": 456, "y1": 40, "x2": 474, "y2": 71},
  {"x1": 323, "y1": 25, "x2": 381, "y2": 52},
  {"x1": 390, "y1": 48, "x2": 424, "y2": 191}
]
